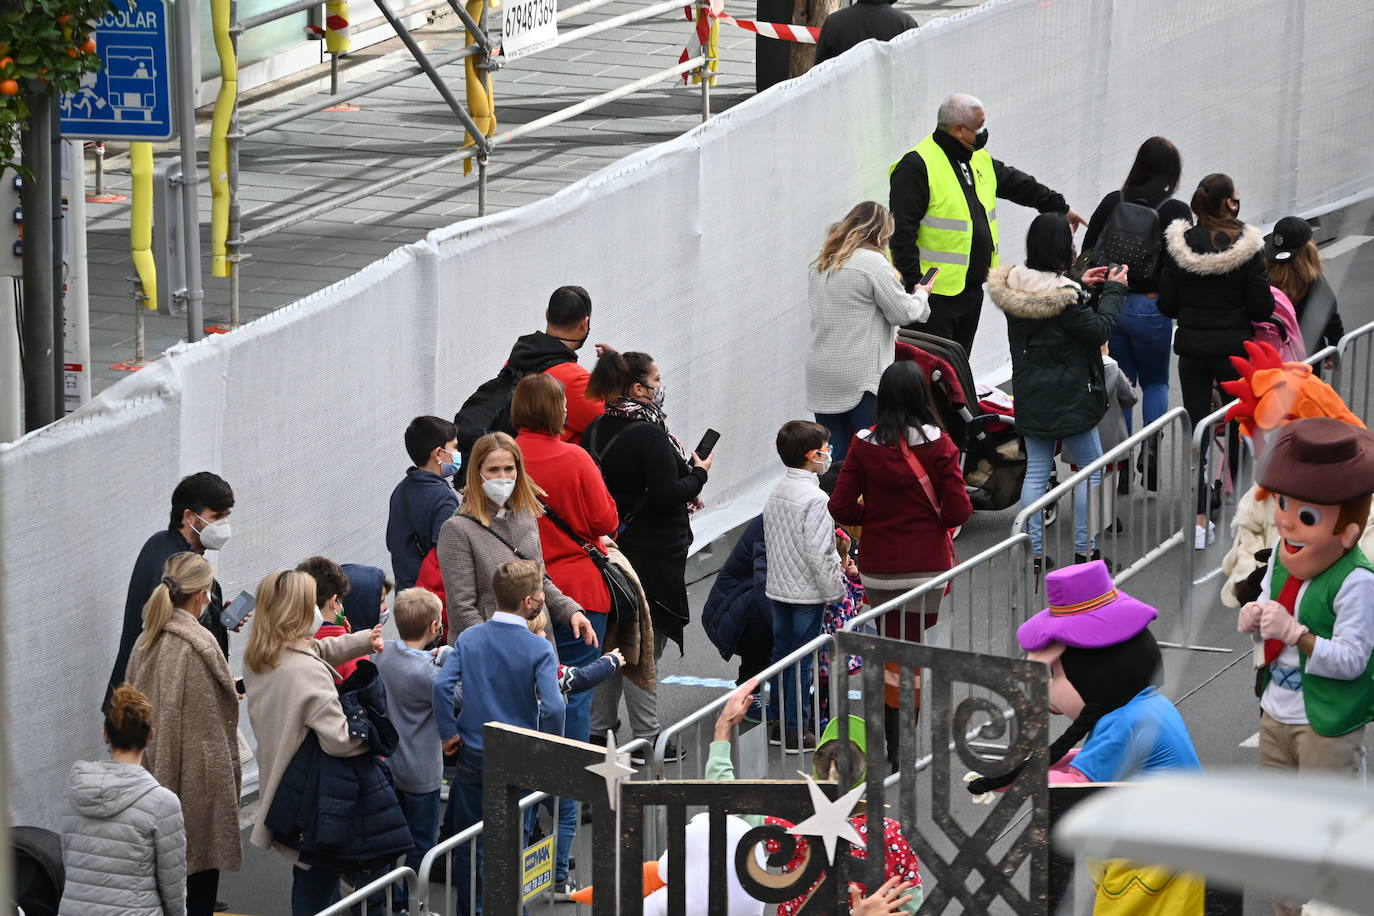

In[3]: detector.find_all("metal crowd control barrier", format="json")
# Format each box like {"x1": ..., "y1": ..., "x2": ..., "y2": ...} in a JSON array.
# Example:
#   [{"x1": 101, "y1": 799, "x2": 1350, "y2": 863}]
[
  {"x1": 1180, "y1": 343, "x2": 1343, "y2": 646},
  {"x1": 314, "y1": 866, "x2": 418, "y2": 915},
  {"x1": 411, "y1": 737, "x2": 650, "y2": 914},
  {"x1": 1334, "y1": 319, "x2": 1374, "y2": 420},
  {"x1": 219, "y1": 0, "x2": 715, "y2": 330}
]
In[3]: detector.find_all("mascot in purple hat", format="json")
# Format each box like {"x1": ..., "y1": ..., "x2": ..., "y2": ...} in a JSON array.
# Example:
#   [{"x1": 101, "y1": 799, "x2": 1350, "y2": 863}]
[{"x1": 969, "y1": 560, "x2": 1199, "y2": 791}]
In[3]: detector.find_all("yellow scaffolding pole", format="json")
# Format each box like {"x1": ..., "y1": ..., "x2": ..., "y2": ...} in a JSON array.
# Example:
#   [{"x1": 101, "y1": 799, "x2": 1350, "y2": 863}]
[
  {"x1": 129, "y1": 142, "x2": 156, "y2": 308},
  {"x1": 209, "y1": 0, "x2": 236, "y2": 278},
  {"x1": 462, "y1": 0, "x2": 494, "y2": 175}
]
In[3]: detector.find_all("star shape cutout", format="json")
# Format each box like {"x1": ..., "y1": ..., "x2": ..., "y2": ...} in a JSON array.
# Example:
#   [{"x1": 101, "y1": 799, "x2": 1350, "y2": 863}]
[
  {"x1": 787, "y1": 771, "x2": 865, "y2": 865},
  {"x1": 584, "y1": 731, "x2": 636, "y2": 810}
]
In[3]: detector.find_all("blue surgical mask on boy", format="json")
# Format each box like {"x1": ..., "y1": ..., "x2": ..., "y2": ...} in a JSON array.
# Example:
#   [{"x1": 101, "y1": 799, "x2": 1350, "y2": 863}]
[{"x1": 440, "y1": 447, "x2": 461, "y2": 479}]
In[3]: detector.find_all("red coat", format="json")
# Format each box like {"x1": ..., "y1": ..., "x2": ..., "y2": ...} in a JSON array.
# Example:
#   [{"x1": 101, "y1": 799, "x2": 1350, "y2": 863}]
[
  {"x1": 544, "y1": 361, "x2": 604, "y2": 445},
  {"x1": 516, "y1": 430, "x2": 620, "y2": 613},
  {"x1": 828, "y1": 428, "x2": 972, "y2": 575}
]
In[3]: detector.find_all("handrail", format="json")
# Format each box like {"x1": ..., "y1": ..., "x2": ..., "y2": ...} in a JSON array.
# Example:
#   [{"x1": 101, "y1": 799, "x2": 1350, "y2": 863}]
[{"x1": 313, "y1": 865, "x2": 416, "y2": 915}]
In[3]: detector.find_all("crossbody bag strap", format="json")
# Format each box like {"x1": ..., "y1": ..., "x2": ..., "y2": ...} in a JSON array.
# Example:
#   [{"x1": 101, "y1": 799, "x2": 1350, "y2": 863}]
[
  {"x1": 590, "y1": 421, "x2": 652, "y2": 535},
  {"x1": 400, "y1": 482, "x2": 430, "y2": 557},
  {"x1": 538, "y1": 500, "x2": 605, "y2": 564},
  {"x1": 895, "y1": 437, "x2": 942, "y2": 516},
  {"x1": 466, "y1": 515, "x2": 531, "y2": 561}
]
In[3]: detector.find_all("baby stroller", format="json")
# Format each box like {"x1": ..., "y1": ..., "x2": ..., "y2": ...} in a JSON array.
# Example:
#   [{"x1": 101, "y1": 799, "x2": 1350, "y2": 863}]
[
  {"x1": 12, "y1": 826, "x2": 63, "y2": 916},
  {"x1": 895, "y1": 329, "x2": 1036, "y2": 515}
]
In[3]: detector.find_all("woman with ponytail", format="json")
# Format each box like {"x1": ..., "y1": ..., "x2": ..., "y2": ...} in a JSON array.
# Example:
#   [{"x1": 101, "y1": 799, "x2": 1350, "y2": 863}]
[
  {"x1": 126, "y1": 553, "x2": 241, "y2": 916},
  {"x1": 965, "y1": 562, "x2": 1197, "y2": 796},
  {"x1": 582, "y1": 350, "x2": 711, "y2": 759},
  {"x1": 807, "y1": 201, "x2": 933, "y2": 464},
  {"x1": 1158, "y1": 173, "x2": 1275, "y2": 547},
  {"x1": 61, "y1": 684, "x2": 187, "y2": 916}
]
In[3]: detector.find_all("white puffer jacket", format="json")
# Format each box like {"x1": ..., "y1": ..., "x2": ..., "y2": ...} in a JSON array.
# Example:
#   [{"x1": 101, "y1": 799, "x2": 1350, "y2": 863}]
[
  {"x1": 60, "y1": 760, "x2": 186, "y2": 916},
  {"x1": 763, "y1": 468, "x2": 846, "y2": 604}
]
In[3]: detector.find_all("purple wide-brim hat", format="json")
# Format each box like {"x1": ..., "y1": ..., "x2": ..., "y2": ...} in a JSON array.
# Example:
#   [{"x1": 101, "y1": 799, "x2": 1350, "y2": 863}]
[{"x1": 1017, "y1": 560, "x2": 1158, "y2": 651}]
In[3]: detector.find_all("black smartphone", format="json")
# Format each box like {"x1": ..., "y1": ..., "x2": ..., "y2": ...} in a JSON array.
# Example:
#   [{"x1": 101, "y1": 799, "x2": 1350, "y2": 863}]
[
  {"x1": 918, "y1": 266, "x2": 940, "y2": 286},
  {"x1": 695, "y1": 428, "x2": 721, "y2": 460},
  {"x1": 220, "y1": 590, "x2": 255, "y2": 631}
]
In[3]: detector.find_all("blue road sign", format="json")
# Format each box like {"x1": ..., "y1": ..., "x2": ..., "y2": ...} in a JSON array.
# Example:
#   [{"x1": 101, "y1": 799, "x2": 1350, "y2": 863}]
[{"x1": 60, "y1": 0, "x2": 176, "y2": 141}]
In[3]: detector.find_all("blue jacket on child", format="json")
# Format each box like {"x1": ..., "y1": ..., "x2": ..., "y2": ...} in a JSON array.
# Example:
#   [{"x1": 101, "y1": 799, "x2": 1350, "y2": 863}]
[
  {"x1": 702, "y1": 516, "x2": 771, "y2": 661},
  {"x1": 264, "y1": 661, "x2": 412, "y2": 872}
]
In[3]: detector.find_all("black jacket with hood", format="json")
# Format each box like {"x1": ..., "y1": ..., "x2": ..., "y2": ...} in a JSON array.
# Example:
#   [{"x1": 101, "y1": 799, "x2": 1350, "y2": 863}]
[
  {"x1": 987, "y1": 265, "x2": 1124, "y2": 441},
  {"x1": 1157, "y1": 221, "x2": 1274, "y2": 359},
  {"x1": 814, "y1": 0, "x2": 916, "y2": 65},
  {"x1": 507, "y1": 330, "x2": 578, "y2": 375}
]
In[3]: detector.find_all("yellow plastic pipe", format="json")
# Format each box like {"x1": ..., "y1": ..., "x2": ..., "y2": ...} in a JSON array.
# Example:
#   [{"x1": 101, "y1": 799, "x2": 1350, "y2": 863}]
[
  {"x1": 325, "y1": 0, "x2": 351, "y2": 54},
  {"x1": 462, "y1": 0, "x2": 494, "y2": 175},
  {"x1": 209, "y1": 0, "x2": 236, "y2": 277},
  {"x1": 129, "y1": 142, "x2": 157, "y2": 309}
]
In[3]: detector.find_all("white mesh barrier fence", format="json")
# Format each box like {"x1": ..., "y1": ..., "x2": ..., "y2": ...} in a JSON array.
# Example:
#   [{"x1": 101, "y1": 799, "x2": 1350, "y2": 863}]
[{"x1": 3, "y1": 0, "x2": 1373, "y2": 827}]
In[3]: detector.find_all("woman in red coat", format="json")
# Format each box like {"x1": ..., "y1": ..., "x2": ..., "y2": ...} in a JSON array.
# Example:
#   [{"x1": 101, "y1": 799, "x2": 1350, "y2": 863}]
[
  {"x1": 512, "y1": 372, "x2": 619, "y2": 894},
  {"x1": 829, "y1": 361, "x2": 971, "y2": 769}
]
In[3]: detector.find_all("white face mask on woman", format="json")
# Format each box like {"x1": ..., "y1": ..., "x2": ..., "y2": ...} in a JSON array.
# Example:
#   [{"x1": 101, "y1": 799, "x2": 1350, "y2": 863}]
[
  {"x1": 482, "y1": 476, "x2": 517, "y2": 506},
  {"x1": 311, "y1": 607, "x2": 326, "y2": 635}
]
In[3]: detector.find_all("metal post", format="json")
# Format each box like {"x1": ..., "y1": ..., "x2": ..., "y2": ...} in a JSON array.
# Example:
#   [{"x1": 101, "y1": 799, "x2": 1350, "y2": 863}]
[
  {"x1": 19, "y1": 84, "x2": 56, "y2": 430},
  {"x1": 227, "y1": 0, "x2": 243, "y2": 329},
  {"x1": 50, "y1": 95, "x2": 65, "y2": 413},
  {"x1": 94, "y1": 142, "x2": 104, "y2": 196},
  {"x1": 176, "y1": 0, "x2": 205, "y2": 341},
  {"x1": 330, "y1": 51, "x2": 339, "y2": 95},
  {"x1": 133, "y1": 287, "x2": 147, "y2": 364},
  {"x1": 698, "y1": 0, "x2": 711, "y2": 121},
  {"x1": 477, "y1": 155, "x2": 487, "y2": 216}
]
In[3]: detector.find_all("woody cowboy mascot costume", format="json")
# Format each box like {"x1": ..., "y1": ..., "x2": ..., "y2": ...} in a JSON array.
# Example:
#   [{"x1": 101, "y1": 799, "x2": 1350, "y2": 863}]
[{"x1": 1238, "y1": 417, "x2": 1374, "y2": 777}]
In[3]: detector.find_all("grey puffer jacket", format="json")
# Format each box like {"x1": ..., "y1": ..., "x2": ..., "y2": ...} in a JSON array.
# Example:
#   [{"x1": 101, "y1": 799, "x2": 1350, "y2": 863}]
[{"x1": 60, "y1": 760, "x2": 187, "y2": 916}]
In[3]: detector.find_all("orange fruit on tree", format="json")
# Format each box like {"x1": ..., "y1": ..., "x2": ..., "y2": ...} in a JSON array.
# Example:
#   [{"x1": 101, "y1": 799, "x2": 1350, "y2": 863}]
[
  {"x1": 81, "y1": 38, "x2": 97, "y2": 54},
  {"x1": 66, "y1": 47, "x2": 79, "y2": 58},
  {"x1": 0, "y1": 79, "x2": 19, "y2": 96},
  {"x1": 58, "y1": 14, "x2": 72, "y2": 24},
  {"x1": 0, "y1": 57, "x2": 11, "y2": 70}
]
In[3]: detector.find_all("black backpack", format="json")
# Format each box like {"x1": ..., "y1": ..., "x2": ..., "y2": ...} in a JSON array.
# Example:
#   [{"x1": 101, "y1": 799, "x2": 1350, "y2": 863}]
[
  {"x1": 453, "y1": 365, "x2": 525, "y2": 468},
  {"x1": 12, "y1": 826, "x2": 63, "y2": 916},
  {"x1": 1093, "y1": 198, "x2": 1163, "y2": 285}
]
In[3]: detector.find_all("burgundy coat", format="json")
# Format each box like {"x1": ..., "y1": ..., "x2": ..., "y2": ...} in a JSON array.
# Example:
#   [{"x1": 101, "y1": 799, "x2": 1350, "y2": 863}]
[{"x1": 828, "y1": 428, "x2": 972, "y2": 575}]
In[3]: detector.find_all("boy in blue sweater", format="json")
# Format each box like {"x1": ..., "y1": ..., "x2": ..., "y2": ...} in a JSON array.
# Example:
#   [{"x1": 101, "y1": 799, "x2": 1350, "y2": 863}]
[
  {"x1": 432, "y1": 559, "x2": 566, "y2": 914},
  {"x1": 387, "y1": 416, "x2": 460, "y2": 592}
]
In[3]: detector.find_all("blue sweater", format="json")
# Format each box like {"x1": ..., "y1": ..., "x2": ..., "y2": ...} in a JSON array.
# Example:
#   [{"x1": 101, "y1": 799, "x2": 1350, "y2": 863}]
[{"x1": 432, "y1": 612, "x2": 565, "y2": 753}]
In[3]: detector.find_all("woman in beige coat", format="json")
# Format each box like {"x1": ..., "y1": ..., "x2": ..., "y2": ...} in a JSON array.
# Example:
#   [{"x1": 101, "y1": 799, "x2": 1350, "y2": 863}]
[
  {"x1": 241, "y1": 568, "x2": 383, "y2": 915},
  {"x1": 126, "y1": 552, "x2": 240, "y2": 916}
]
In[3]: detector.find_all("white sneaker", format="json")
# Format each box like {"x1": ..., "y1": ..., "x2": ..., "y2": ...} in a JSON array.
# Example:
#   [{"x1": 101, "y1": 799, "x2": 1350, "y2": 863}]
[{"x1": 1194, "y1": 521, "x2": 1215, "y2": 550}]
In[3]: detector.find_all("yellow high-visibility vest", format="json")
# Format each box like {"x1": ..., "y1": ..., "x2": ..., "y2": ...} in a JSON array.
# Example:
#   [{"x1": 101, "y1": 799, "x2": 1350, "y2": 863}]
[{"x1": 891, "y1": 134, "x2": 999, "y2": 296}]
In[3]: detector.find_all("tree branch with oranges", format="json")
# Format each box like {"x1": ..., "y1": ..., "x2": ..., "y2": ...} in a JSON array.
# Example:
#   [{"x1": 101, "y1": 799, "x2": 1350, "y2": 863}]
[{"x1": 1, "y1": 0, "x2": 114, "y2": 177}]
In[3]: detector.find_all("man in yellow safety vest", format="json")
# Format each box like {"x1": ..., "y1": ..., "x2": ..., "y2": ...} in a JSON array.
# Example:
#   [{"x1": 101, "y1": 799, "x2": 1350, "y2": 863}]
[{"x1": 889, "y1": 93, "x2": 1086, "y2": 355}]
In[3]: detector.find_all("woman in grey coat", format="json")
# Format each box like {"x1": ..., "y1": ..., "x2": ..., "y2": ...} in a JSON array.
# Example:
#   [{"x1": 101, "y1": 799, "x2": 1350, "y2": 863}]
[{"x1": 61, "y1": 685, "x2": 186, "y2": 916}]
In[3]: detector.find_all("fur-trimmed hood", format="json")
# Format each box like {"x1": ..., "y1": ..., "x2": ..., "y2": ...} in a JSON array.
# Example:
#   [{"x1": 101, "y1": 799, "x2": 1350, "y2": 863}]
[
  {"x1": 1164, "y1": 219, "x2": 1263, "y2": 275},
  {"x1": 987, "y1": 264, "x2": 1081, "y2": 320}
]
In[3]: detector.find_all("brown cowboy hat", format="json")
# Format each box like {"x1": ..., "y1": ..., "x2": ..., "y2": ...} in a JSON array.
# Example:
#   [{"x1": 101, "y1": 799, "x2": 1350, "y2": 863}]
[{"x1": 1256, "y1": 417, "x2": 1374, "y2": 504}]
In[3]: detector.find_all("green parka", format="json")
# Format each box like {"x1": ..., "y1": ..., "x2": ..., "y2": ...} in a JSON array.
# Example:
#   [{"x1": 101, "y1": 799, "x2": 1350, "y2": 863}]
[{"x1": 987, "y1": 264, "x2": 1125, "y2": 440}]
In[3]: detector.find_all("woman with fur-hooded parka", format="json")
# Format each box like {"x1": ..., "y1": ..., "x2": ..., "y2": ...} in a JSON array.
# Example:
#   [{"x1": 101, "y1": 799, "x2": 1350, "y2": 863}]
[
  {"x1": 1157, "y1": 219, "x2": 1274, "y2": 361},
  {"x1": 987, "y1": 265, "x2": 1125, "y2": 441}
]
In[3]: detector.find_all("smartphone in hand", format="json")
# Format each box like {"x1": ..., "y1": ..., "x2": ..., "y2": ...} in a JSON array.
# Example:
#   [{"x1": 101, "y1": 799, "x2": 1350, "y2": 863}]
[
  {"x1": 918, "y1": 266, "x2": 940, "y2": 286},
  {"x1": 221, "y1": 590, "x2": 255, "y2": 631},
  {"x1": 695, "y1": 429, "x2": 721, "y2": 461}
]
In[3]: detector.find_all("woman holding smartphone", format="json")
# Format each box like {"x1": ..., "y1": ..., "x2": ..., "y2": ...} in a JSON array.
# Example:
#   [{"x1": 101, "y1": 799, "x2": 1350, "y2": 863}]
[
  {"x1": 806, "y1": 201, "x2": 934, "y2": 464},
  {"x1": 582, "y1": 350, "x2": 712, "y2": 761}
]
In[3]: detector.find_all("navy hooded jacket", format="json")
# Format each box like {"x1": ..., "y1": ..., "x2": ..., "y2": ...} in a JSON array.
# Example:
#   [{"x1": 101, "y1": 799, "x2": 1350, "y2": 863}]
[
  {"x1": 386, "y1": 467, "x2": 459, "y2": 592},
  {"x1": 264, "y1": 661, "x2": 411, "y2": 872},
  {"x1": 341, "y1": 563, "x2": 388, "y2": 632},
  {"x1": 701, "y1": 516, "x2": 771, "y2": 660}
]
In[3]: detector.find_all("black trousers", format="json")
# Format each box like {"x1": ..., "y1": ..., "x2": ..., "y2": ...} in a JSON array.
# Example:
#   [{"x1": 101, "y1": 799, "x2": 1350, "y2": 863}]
[
  {"x1": 906, "y1": 281, "x2": 986, "y2": 356},
  {"x1": 187, "y1": 868, "x2": 220, "y2": 916},
  {"x1": 735, "y1": 611, "x2": 774, "y2": 685},
  {"x1": 1179, "y1": 354, "x2": 1242, "y2": 515}
]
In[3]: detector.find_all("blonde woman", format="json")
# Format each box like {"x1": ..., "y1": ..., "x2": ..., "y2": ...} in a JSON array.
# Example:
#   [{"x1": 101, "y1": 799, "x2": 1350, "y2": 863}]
[
  {"x1": 241, "y1": 569, "x2": 383, "y2": 915},
  {"x1": 437, "y1": 431, "x2": 598, "y2": 649},
  {"x1": 807, "y1": 201, "x2": 933, "y2": 463},
  {"x1": 125, "y1": 553, "x2": 240, "y2": 916}
]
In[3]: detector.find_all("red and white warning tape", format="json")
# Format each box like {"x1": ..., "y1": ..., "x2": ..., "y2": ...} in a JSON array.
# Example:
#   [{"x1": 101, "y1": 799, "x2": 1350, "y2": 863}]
[{"x1": 678, "y1": 4, "x2": 819, "y2": 81}]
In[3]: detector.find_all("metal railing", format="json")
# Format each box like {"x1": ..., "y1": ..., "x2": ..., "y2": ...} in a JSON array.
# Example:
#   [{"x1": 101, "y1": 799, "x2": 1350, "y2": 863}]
[
  {"x1": 314, "y1": 866, "x2": 418, "y2": 915},
  {"x1": 409, "y1": 737, "x2": 650, "y2": 914},
  {"x1": 220, "y1": 0, "x2": 716, "y2": 330},
  {"x1": 1334, "y1": 319, "x2": 1374, "y2": 420},
  {"x1": 1012, "y1": 408, "x2": 1193, "y2": 635}
]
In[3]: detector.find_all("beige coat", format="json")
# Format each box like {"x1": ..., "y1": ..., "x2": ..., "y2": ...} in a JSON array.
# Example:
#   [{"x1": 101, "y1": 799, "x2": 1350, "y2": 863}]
[
  {"x1": 242, "y1": 629, "x2": 374, "y2": 857},
  {"x1": 126, "y1": 610, "x2": 242, "y2": 874}
]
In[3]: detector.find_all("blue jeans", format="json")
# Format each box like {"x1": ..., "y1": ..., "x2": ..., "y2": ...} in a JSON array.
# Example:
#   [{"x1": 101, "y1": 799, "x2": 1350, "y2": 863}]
[
  {"x1": 291, "y1": 864, "x2": 340, "y2": 916},
  {"x1": 550, "y1": 610, "x2": 608, "y2": 883},
  {"x1": 1108, "y1": 293, "x2": 1173, "y2": 432},
  {"x1": 447, "y1": 748, "x2": 485, "y2": 915},
  {"x1": 814, "y1": 391, "x2": 876, "y2": 464},
  {"x1": 394, "y1": 788, "x2": 441, "y2": 908},
  {"x1": 1022, "y1": 430, "x2": 1102, "y2": 557},
  {"x1": 766, "y1": 600, "x2": 824, "y2": 734}
]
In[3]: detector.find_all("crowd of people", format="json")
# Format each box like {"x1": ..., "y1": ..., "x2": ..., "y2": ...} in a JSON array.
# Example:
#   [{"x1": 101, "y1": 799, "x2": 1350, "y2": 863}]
[{"x1": 57, "y1": 88, "x2": 1360, "y2": 916}]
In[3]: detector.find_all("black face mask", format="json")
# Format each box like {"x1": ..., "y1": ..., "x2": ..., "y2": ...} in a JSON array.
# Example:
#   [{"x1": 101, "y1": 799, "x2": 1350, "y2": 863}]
[{"x1": 972, "y1": 127, "x2": 989, "y2": 150}]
